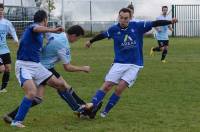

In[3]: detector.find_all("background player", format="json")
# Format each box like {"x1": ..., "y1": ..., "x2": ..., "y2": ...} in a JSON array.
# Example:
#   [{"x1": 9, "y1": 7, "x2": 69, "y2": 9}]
[
  {"x1": 150, "y1": 6, "x2": 174, "y2": 63},
  {"x1": 0, "y1": 3, "x2": 19, "y2": 93}
]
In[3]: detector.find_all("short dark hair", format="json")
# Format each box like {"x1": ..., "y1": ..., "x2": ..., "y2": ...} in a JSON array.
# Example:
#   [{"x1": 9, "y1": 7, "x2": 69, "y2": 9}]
[
  {"x1": 119, "y1": 8, "x2": 132, "y2": 17},
  {"x1": 0, "y1": 3, "x2": 4, "y2": 9},
  {"x1": 67, "y1": 25, "x2": 84, "y2": 36},
  {"x1": 162, "y1": 6, "x2": 168, "y2": 10},
  {"x1": 127, "y1": 4, "x2": 134, "y2": 12},
  {"x1": 34, "y1": 10, "x2": 47, "y2": 23}
]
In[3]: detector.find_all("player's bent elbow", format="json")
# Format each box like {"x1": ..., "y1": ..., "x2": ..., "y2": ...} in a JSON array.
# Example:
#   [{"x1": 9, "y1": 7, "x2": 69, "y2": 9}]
[{"x1": 63, "y1": 64, "x2": 71, "y2": 72}]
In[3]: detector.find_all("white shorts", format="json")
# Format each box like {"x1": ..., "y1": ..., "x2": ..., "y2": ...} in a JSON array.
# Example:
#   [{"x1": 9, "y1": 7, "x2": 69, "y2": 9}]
[
  {"x1": 105, "y1": 63, "x2": 142, "y2": 87},
  {"x1": 15, "y1": 60, "x2": 53, "y2": 87}
]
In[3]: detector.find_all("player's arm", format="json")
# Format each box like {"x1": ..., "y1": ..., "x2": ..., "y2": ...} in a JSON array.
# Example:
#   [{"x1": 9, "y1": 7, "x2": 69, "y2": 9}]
[
  {"x1": 57, "y1": 48, "x2": 91, "y2": 73},
  {"x1": 8, "y1": 21, "x2": 19, "y2": 45},
  {"x1": 168, "y1": 25, "x2": 174, "y2": 32},
  {"x1": 33, "y1": 26, "x2": 64, "y2": 33},
  {"x1": 63, "y1": 64, "x2": 91, "y2": 73},
  {"x1": 85, "y1": 33, "x2": 106, "y2": 48},
  {"x1": 152, "y1": 18, "x2": 178, "y2": 27}
]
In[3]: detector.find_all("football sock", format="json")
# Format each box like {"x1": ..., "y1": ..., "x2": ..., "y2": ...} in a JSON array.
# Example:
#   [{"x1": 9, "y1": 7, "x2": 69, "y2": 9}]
[
  {"x1": 161, "y1": 49, "x2": 168, "y2": 60},
  {"x1": 103, "y1": 93, "x2": 120, "y2": 113},
  {"x1": 1, "y1": 72, "x2": 10, "y2": 90},
  {"x1": 8, "y1": 97, "x2": 42, "y2": 119},
  {"x1": 14, "y1": 96, "x2": 32, "y2": 122},
  {"x1": 57, "y1": 89, "x2": 80, "y2": 111},
  {"x1": 91, "y1": 90, "x2": 106, "y2": 107},
  {"x1": 69, "y1": 87, "x2": 86, "y2": 105}
]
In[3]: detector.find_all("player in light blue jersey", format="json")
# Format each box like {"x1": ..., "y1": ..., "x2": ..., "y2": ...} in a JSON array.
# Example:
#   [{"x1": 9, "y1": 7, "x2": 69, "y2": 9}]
[
  {"x1": 0, "y1": 3, "x2": 19, "y2": 93},
  {"x1": 150, "y1": 6, "x2": 174, "y2": 63},
  {"x1": 3, "y1": 25, "x2": 92, "y2": 123},
  {"x1": 85, "y1": 8, "x2": 178, "y2": 118}
]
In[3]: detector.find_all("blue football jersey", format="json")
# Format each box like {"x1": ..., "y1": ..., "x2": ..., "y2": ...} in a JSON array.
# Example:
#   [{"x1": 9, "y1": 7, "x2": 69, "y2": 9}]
[
  {"x1": 17, "y1": 24, "x2": 43, "y2": 63},
  {"x1": 103, "y1": 21, "x2": 152, "y2": 66}
]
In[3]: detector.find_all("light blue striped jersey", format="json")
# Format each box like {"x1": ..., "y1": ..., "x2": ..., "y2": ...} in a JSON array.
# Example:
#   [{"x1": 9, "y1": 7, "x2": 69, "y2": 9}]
[
  {"x1": 0, "y1": 18, "x2": 18, "y2": 54},
  {"x1": 155, "y1": 15, "x2": 171, "y2": 40}
]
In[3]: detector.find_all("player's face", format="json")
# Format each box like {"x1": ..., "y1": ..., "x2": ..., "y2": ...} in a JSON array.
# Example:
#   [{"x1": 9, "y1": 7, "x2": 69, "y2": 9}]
[
  {"x1": 69, "y1": 34, "x2": 80, "y2": 43},
  {"x1": 162, "y1": 8, "x2": 168, "y2": 15},
  {"x1": 118, "y1": 12, "x2": 131, "y2": 28},
  {"x1": 0, "y1": 8, "x2": 4, "y2": 18}
]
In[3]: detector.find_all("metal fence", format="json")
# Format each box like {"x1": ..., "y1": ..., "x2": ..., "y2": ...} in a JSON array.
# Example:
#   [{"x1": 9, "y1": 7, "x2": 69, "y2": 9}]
[
  {"x1": 4, "y1": 5, "x2": 59, "y2": 37},
  {"x1": 172, "y1": 5, "x2": 200, "y2": 37},
  {"x1": 61, "y1": 0, "x2": 133, "y2": 35}
]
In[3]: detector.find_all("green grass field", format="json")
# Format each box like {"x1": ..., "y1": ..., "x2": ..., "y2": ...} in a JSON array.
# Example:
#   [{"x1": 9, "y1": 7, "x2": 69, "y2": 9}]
[{"x1": 1, "y1": 37, "x2": 200, "y2": 132}]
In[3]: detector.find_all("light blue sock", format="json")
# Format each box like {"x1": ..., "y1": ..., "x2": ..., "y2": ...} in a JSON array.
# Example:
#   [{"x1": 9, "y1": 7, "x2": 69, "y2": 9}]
[
  {"x1": 91, "y1": 90, "x2": 106, "y2": 107},
  {"x1": 14, "y1": 96, "x2": 32, "y2": 122},
  {"x1": 103, "y1": 93, "x2": 120, "y2": 113}
]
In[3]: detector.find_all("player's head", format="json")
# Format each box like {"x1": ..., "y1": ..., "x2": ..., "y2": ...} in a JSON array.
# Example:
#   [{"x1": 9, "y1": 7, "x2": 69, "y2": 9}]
[
  {"x1": 118, "y1": 8, "x2": 132, "y2": 28},
  {"x1": 67, "y1": 25, "x2": 84, "y2": 43},
  {"x1": 127, "y1": 3, "x2": 134, "y2": 18},
  {"x1": 0, "y1": 3, "x2": 4, "y2": 19},
  {"x1": 162, "y1": 6, "x2": 168, "y2": 16},
  {"x1": 34, "y1": 10, "x2": 48, "y2": 26}
]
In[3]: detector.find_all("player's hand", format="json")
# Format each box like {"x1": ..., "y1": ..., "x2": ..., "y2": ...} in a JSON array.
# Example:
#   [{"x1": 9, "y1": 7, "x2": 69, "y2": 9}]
[
  {"x1": 171, "y1": 18, "x2": 178, "y2": 24},
  {"x1": 85, "y1": 41, "x2": 92, "y2": 48},
  {"x1": 83, "y1": 66, "x2": 91, "y2": 73},
  {"x1": 54, "y1": 27, "x2": 64, "y2": 33}
]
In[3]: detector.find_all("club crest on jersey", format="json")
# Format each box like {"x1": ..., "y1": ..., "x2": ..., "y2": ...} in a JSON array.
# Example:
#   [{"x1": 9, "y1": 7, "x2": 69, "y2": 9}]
[{"x1": 131, "y1": 29, "x2": 135, "y2": 33}]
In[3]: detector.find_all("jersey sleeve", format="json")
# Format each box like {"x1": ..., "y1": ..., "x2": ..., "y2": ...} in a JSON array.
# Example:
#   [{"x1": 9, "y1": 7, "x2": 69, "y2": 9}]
[
  {"x1": 7, "y1": 21, "x2": 19, "y2": 43},
  {"x1": 102, "y1": 26, "x2": 115, "y2": 38},
  {"x1": 136, "y1": 21, "x2": 153, "y2": 33},
  {"x1": 57, "y1": 48, "x2": 71, "y2": 64}
]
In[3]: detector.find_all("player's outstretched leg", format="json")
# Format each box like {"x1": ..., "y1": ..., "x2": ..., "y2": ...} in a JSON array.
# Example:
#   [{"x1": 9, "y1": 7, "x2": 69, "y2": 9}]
[
  {"x1": 100, "y1": 80, "x2": 127, "y2": 118},
  {"x1": 11, "y1": 80, "x2": 37, "y2": 128},
  {"x1": 88, "y1": 81, "x2": 114, "y2": 119}
]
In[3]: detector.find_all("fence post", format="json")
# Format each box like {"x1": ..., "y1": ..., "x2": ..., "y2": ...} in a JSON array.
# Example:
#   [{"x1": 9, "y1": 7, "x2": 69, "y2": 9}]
[
  {"x1": 61, "y1": 0, "x2": 65, "y2": 29},
  {"x1": 90, "y1": 0, "x2": 93, "y2": 36},
  {"x1": 172, "y1": 5, "x2": 175, "y2": 37}
]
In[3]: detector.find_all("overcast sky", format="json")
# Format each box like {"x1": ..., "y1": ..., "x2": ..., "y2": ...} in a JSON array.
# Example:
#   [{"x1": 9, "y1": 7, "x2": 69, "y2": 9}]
[{"x1": 1, "y1": 0, "x2": 200, "y2": 21}]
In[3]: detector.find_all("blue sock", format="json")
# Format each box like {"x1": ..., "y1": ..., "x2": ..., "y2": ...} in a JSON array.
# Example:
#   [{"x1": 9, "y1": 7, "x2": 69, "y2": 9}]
[
  {"x1": 91, "y1": 90, "x2": 106, "y2": 107},
  {"x1": 58, "y1": 90, "x2": 80, "y2": 111},
  {"x1": 14, "y1": 96, "x2": 32, "y2": 122},
  {"x1": 103, "y1": 93, "x2": 120, "y2": 113}
]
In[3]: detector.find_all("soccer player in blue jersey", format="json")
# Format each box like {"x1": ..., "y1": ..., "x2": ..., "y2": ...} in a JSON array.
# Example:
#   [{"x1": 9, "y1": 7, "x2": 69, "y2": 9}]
[
  {"x1": 0, "y1": 3, "x2": 19, "y2": 93},
  {"x1": 9, "y1": 10, "x2": 89, "y2": 128},
  {"x1": 3, "y1": 25, "x2": 91, "y2": 124},
  {"x1": 85, "y1": 8, "x2": 178, "y2": 118},
  {"x1": 150, "y1": 6, "x2": 174, "y2": 63}
]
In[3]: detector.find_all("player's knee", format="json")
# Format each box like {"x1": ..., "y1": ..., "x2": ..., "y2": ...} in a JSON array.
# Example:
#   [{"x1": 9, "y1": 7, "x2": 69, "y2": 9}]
[
  {"x1": 115, "y1": 88, "x2": 124, "y2": 96},
  {"x1": 53, "y1": 79, "x2": 66, "y2": 90},
  {"x1": 26, "y1": 90, "x2": 37, "y2": 99},
  {"x1": 4, "y1": 67, "x2": 11, "y2": 72},
  {"x1": 102, "y1": 82, "x2": 113, "y2": 93},
  {"x1": 0, "y1": 65, "x2": 5, "y2": 73}
]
